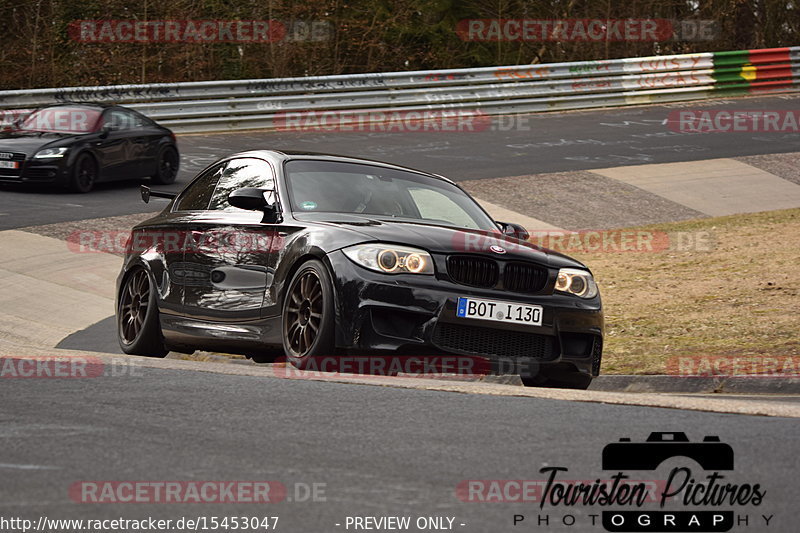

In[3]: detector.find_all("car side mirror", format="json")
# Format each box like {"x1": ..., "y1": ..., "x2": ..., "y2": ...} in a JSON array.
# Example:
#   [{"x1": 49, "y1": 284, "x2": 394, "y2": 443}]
[
  {"x1": 228, "y1": 187, "x2": 281, "y2": 223},
  {"x1": 99, "y1": 123, "x2": 113, "y2": 138},
  {"x1": 497, "y1": 221, "x2": 529, "y2": 241}
]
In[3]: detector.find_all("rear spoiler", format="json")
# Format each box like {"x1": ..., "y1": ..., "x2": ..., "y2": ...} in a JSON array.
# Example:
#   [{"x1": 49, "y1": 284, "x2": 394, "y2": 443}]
[{"x1": 141, "y1": 185, "x2": 176, "y2": 203}]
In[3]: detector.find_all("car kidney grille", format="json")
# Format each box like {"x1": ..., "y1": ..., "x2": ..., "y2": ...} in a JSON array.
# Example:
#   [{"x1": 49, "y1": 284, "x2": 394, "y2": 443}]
[
  {"x1": 432, "y1": 322, "x2": 554, "y2": 359},
  {"x1": 504, "y1": 262, "x2": 548, "y2": 293},
  {"x1": 447, "y1": 255, "x2": 498, "y2": 288}
]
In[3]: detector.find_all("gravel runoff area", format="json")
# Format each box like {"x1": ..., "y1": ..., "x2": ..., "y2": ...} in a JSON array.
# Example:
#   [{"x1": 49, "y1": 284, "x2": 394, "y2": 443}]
[
  {"x1": 735, "y1": 151, "x2": 800, "y2": 186},
  {"x1": 19, "y1": 212, "x2": 155, "y2": 256},
  {"x1": 462, "y1": 169, "x2": 706, "y2": 230},
  {"x1": 461, "y1": 152, "x2": 800, "y2": 231}
]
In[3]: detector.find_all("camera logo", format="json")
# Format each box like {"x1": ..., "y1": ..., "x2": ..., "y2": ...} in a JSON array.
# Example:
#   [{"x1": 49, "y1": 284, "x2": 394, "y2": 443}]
[
  {"x1": 602, "y1": 432, "x2": 734, "y2": 472},
  {"x1": 598, "y1": 433, "x2": 766, "y2": 532}
]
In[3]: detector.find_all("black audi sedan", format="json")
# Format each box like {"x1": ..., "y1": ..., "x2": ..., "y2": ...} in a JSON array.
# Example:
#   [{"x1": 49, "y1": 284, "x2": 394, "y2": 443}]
[
  {"x1": 0, "y1": 103, "x2": 178, "y2": 192},
  {"x1": 116, "y1": 150, "x2": 603, "y2": 388}
]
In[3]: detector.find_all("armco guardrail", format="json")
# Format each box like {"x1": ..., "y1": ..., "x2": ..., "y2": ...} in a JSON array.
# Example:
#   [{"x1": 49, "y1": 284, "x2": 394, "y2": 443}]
[{"x1": 1, "y1": 47, "x2": 798, "y2": 133}]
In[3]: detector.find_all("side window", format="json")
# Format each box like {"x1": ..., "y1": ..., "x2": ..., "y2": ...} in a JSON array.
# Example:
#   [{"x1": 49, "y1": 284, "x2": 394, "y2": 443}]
[
  {"x1": 138, "y1": 113, "x2": 156, "y2": 128},
  {"x1": 174, "y1": 164, "x2": 225, "y2": 211},
  {"x1": 208, "y1": 158, "x2": 275, "y2": 212},
  {"x1": 102, "y1": 108, "x2": 143, "y2": 131}
]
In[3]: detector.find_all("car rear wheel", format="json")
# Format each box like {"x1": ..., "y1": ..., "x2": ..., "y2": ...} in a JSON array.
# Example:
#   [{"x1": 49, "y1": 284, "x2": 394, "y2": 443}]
[
  {"x1": 69, "y1": 153, "x2": 97, "y2": 193},
  {"x1": 282, "y1": 259, "x2": 335, "y2": 369},
  {"x1": 117, "y1": 268, "x2": 168, "y2": 357},
  {"x1": 151, "y1": 146, "x2": 179, "y2": 185}
]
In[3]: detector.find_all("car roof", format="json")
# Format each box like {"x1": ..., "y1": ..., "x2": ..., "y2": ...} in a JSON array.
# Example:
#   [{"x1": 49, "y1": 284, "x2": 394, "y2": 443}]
[
  {"x1": 229, "y1": 149, "x2": 458, "y2": 185},
  {"x1": 36, "y1": 102, "x2": 117, "y2": 111}
]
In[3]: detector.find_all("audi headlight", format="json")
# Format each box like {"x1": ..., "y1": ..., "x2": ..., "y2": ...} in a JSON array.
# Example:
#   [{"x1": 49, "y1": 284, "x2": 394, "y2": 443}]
[
  {"x1": 33, "y1": 147, "x2": 68, "y2": 159},
  {"x1": 343, "y1": 244, "x2": 434, "y2": 275},
  {"x1": 555, "y1": 268, "x2": 598, "y2": 298}
]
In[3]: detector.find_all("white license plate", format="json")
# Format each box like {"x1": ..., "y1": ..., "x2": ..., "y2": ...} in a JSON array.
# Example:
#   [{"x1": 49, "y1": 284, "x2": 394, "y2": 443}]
[
  {"x1": 0, "y1": 161, "x2": 18, "y2": 169},
  {"x1": 456, "y1": 297, "x2": 542, "y2": 326}
]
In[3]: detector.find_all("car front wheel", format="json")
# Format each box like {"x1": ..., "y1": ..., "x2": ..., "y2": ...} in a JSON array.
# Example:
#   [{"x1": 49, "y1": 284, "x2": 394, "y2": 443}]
[
  {"x1": 69, "y1": 153, "x2": 97, "y2": 193},
  {"x1": 282, "y1": 259, "x2": 335, "y2": 369}
]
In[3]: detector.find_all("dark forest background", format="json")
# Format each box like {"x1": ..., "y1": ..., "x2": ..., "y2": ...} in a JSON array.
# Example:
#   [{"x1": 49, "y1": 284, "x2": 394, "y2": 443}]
[{"x1": 0, "y1": 0, "x2": 797, "y2": 89}]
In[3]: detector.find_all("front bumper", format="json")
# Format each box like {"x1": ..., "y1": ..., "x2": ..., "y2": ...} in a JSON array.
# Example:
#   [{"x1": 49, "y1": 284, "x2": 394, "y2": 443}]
[
  {"x1": 326, "y1": 250, "x2": 604, "y2": 378},
  {"x1": 0, "y1": 157, "x2": 70, "y2": 184}
]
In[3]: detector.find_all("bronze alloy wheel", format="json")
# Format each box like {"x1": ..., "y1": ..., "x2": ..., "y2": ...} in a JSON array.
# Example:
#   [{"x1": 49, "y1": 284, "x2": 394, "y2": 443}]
[
  {"x1": 285, "y1": 270, "x2": 325, "y2": 356},
  {"x1": 119, "y1": 269, "x2": 151, "y2": 345}
]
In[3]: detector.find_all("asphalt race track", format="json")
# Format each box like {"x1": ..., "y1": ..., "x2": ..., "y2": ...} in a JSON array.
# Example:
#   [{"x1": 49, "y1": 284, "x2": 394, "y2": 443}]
[
  {"x1": 1, "y1": 367, "x2": 796, "y2": 531},
  {"x1": 1, "y1": 93, "x2": 799, "y2": 230}
]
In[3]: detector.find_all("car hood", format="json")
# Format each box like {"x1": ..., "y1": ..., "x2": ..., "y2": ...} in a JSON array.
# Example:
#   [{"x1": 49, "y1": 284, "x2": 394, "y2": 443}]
[
  {"x1": 0, "y1": 131, "x2": 75, "y2": 157},
  {"x1": 293, "y1": 212, "x2": 586, "y2": 270}
]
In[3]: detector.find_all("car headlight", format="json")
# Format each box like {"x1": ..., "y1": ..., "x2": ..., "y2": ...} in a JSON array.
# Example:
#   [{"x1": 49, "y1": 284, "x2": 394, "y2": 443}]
[
  {"x1": 342, "y1": 244, "x2": 434, "y2": 275},
  {"x1": 33, "y1": 147, "x2": 69, "y2": 159},
  {"x1": 555, "y1": 268, "x2": 598, "y2": 298}
]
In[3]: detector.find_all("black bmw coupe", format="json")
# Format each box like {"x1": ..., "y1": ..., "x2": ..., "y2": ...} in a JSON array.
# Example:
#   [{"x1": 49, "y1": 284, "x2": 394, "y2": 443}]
[
  {"x1": 116, "y1": 150, "x2": 603, "y2": 388},
  {"x1": 0, "y1": 103, "x2": 178, "y2": 192}
]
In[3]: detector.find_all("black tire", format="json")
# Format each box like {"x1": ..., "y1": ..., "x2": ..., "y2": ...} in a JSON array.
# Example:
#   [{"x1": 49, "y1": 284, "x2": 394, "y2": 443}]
[
  {"x1": 151, "y1": 146, "x2": 179, "y2": 185},
  {"x1": 246, "y1": 348, "x2": 283, "y2": 364},
  {"x1": 117, "y1": 268, "x2": 169, "y2": 357},
  {"x1": 521, "y1": 371, "x2": 592, "y2": 390},
  {"x1": 69, "y1": 153, "x2": 97, "y2": 193},
  {"x1": 282, "y1": 259, "x2": 335, "y2": 369}
]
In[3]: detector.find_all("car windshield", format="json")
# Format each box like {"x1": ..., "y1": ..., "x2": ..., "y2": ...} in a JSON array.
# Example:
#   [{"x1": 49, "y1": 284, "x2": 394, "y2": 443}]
[
  {"x1": 285, "y1": 160, "x2": 498, "y2": 231},
  {"x1": 20, "y1": 106, "x2": 101, "y2": 133}
]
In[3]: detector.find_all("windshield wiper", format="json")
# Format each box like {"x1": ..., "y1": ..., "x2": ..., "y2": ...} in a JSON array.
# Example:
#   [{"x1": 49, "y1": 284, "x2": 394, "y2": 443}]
[{"x1": 372, "y1": 215, "x2": 459, "y2": 227}]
